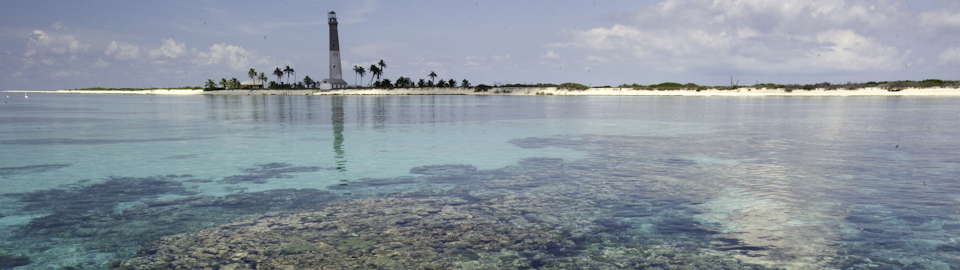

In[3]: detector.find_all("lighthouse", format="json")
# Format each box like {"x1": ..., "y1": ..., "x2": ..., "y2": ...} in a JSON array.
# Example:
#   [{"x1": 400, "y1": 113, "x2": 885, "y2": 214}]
[{"x1": 323, "y1": 11, "x2": 348, "y2": 89}]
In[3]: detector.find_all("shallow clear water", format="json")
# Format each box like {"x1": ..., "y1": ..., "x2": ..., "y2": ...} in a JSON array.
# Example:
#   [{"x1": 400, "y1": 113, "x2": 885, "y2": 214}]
[{"x1": 1, "y1": 93, "x2": 959, "y2": 269}]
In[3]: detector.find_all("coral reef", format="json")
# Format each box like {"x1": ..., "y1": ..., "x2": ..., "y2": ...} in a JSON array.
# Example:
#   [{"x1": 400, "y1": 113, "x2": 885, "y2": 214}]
[
  {"x1": 0, "y1": 253, "x2": 31, "y2": 268},
  {"x1": 0, "y1": 164, "x2": 70, "y2": 178},
  {"x1": 1, "y1": 164, "x2": 332, "y2": 269},
  {"x1": 114, "y1": 195, "x2": 775, "y2": 269},
  {"x1": 112, "y1": 137, "x2": 788, "y2": 269},
  {"x1": 218, "y1": 163, "x2": 322, "y2": 184},
  {"x1": 409, "y1": 164, "x2": 477, "y2": 175}
]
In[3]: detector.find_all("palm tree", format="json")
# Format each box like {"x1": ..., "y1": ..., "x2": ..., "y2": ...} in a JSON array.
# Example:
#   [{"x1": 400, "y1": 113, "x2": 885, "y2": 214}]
[
  {"x1": 368, "y1": 65, "x2": 382, "y2": 86},
  {"x1": 377, "y1": 59, "x2": 386, "y2": 78},
  {"x1": 205, "y1": 79, "x2": 218, "y2": 90},
  {"x1": 229, "y1": 78, "x2": 241, "y2": 89},
  {"x1": 247, "y1": 68, "x2": 257, "y2": 82},
  {"x1": 353, "y1": 66, "x2": 363, "y2": 86},
  {"x1": 283, "y1": 65, "x2": 294, "y2": 85},
  {"x1": 428, "y1": 71, "x2": 437, "y2": 83},
  {"x1": 220, "y1": 78, "x2": 228, "y2": 89},
  {"x1": 258, "y1": 72, "x2": 267, "y2": 85},
  {"x1": 273, "y1": 68, "x2": 283, "y2": 85}
]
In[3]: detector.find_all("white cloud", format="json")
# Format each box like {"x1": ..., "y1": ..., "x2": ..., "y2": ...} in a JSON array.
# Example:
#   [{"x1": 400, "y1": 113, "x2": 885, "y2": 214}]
[
  {"x1": 24, "y1": 30, "x2": 89, "y2": 57},
  {"x1": 542, "y1": 50, "x2": 560, "y2": 59},
  {"x1": 920, "y1": 11, "x2": 960, "y2": 30},
  {"x1": 93, "y1": 58, "x2": 110, "y2": 68},
  {"x1": 410, "y1": 55, "x2": 442, "y2": 68},
  {"x1": 149, "y1": 38, "x2": 186, "y2": 59},
  {"x1": 194, "y1": 43, "x2": 269, "y2": 71},
  {"x1": 811, "y1": 29, "x2": 904, "y2": 71},
  {"x1": 586, "y1": 55, "x2": 608, "y2": 63},
  {"x1": 104, "y1": 41, "x2": 140, "y2": 60},
  {"x1": 558, "y1": 0, "x2": 913, "y2": 73},
  {"x1": 939, "y1": 47, "x2": 960, "y2": 64},
  {"x1": 466, "y1": 56, "x2": 485, "y2": 67}
]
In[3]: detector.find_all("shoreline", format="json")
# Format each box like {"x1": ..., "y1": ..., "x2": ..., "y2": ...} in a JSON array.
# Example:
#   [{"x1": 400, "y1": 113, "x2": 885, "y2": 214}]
[{"x1": 5, "y1": 87, "x2": 960, "y2": 96}]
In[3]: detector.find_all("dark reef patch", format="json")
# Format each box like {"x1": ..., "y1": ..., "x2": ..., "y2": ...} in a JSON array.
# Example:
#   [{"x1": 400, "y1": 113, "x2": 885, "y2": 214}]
[
  {"x1": 517, "y1": 157, "x2": 564, "y2": 167},
  {"x1": 184, "y1": 178, "x2": 214, "y2": 183},
  {"x1": 4, "y1": 175, "x2": 193, "y2": 213},
  {"x1": 218, "y1": 163, "x2": 322, "y2": 184},
  {"x1": 163, "y1": 153, "x2": 201, "y2": 160},
  {"x1": 327, "y1": 176, "x2": 420, "y2": 190},
  {"x1": 0, "y1": 164, "x2": 70, "y2": 177},
  {"x1": 6, "y1": 186, "x2": 338, "y2": 258},
  {"x1": 409, "y1": 164, "x2": 477, "y2": 175},
  {"x1": 508, "y1": 137, "x2": 573, "y2": 149},
  {"x1": 0, "y1": 253, "x2": 31, "y2": 268}
]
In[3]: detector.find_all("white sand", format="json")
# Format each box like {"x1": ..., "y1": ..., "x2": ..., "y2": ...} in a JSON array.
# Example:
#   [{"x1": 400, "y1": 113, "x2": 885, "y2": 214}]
[
  {"x1": 3, "y1": 89, "x2": 203, "y2": 95},
  {"x1": 55, "y1": 89, "x2": 204, "y2": 95},
  {"x1": 6, "y1": 87, "x2": 960, "y2": 96}
]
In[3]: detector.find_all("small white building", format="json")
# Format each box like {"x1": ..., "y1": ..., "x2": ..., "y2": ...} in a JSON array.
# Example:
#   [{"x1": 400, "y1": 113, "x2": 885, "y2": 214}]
[
  {"x1": 319, "y1": 79, "x2": 347, "y2": 90},
  {"x1": 240, "y1": 80, "x2": 263, "y2": 89}
]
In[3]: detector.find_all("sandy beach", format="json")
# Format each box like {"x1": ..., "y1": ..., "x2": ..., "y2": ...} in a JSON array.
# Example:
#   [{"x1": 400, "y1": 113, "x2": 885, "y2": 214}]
[{"x1": 5, "y1": 87, "x2": 960, "y2": 96}]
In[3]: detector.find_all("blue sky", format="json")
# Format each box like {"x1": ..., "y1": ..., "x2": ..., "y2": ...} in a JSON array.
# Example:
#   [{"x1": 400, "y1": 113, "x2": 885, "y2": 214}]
[{"x1": 1, "y1": 0, "x2": 959, "y2": 90}]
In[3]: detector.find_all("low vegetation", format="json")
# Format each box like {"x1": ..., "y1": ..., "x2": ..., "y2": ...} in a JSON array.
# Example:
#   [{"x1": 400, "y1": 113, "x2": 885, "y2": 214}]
[
  {"x1": 778, "y1": 79, "x2": 960, "y2": 91},
  {"x1": 620, "y1": 82, "x2": 702, "y2": 90},
  {"x1": 558, "y1": 82, "x2": 590, "y2": 91},
  {"x1": 70, "y1": 87, "x2": 201, "y2": 91},
  {"x1": 615, "y1": 79, "x2": 960, "y2": 91}
]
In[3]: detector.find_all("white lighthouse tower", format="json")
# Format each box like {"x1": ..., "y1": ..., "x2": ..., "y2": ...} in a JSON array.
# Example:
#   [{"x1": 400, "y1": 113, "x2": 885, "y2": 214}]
[{"x1": 322, "y1": 11, "x2": 348, "y2": 89}]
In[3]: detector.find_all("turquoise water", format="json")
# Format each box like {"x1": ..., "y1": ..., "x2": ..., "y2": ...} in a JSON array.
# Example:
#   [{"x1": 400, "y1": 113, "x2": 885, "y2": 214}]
[{"x1": 1, "y1": 93, "x2": 959, "y2": 269}]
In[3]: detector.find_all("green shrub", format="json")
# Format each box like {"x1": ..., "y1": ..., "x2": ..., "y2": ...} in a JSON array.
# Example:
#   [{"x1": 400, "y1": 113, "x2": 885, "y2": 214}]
[
  {"x1": 475, "y1": 84, "x2": 492, "y2": 92},
  {"x1": 558, "y1": 82, "x2": 589, "y2": 91},
  {"x1": 650, "y1": 82, "x2": 683, "y2": 89}
]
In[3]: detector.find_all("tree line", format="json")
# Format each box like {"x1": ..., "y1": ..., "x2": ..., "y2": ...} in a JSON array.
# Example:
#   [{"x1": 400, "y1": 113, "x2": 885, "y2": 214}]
[
  {"x1": 351, "y1": 60, "x2": 470, "y2": 89},
  {"x1": 204, "y1": 65, "x2": 317, "y2": 90},
  {"x1": 204, "y1": 59, "x2": 472, "y2": 90}
]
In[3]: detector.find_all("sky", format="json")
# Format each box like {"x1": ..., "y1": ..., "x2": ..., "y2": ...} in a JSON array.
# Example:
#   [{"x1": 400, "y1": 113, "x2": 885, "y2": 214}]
[{"x1": 1, "y1": 0, "x2": 959, "y2": 90}]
